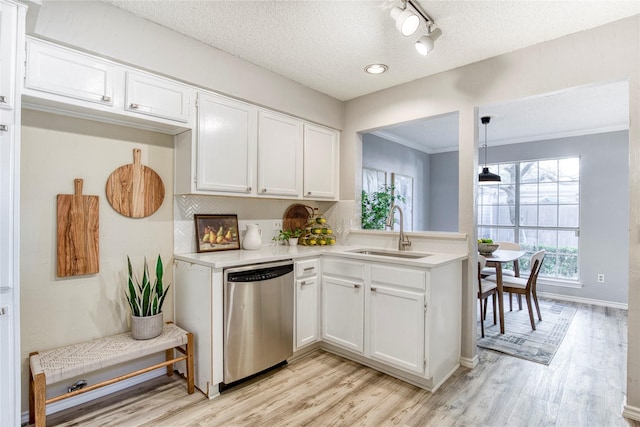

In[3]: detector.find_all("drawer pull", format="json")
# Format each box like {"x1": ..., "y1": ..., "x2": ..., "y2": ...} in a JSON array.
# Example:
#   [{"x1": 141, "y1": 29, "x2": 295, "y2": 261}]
[
  {"x1": 0, "y1": 95, "x2": 6, "y2": 103},
  {"x1": 371, "y1": 287, "x2": 377, "y2": 292},
  {"x1": 129, "y1": 103, "x2": 139, "y2": 109},
  {"x1": 0, "y1": 124, "x2": 7, "y2": 132},
  {"x1": 354, "y1": 284, "x2": 361, "y2": 289},
  {"x1": 303, "y1": 267, "x2": 315, "y2": 273},
  {"x1": 101, "y1": 95, "x2": 112, "y2": 102},
  {"x1": 300, "y1": 280, "x2": 314, "y2": 287}
]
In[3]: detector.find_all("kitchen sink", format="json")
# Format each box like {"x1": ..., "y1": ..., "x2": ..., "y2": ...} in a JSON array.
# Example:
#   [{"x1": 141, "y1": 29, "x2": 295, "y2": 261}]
[{"x1": 347, "y1": 249, "x2": 431, "y2": 259}]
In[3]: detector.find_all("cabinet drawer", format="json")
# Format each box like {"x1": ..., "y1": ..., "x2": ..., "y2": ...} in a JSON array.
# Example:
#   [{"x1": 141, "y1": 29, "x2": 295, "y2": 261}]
[
  {"x1": 370, "y1": 264, "x2": 426, "y2": 291},
  {"x1": 296, "y1": 259, "x2": 318, "y2": 278},
  {"x1": 322, "y1": 258, "x2": 364, "y2": 280}
]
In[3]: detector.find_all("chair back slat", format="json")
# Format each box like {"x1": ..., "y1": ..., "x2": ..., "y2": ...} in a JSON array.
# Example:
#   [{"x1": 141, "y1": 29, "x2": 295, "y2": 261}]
[{"x1": 526, "y1": 249, "x2": 546, "y2": 290}]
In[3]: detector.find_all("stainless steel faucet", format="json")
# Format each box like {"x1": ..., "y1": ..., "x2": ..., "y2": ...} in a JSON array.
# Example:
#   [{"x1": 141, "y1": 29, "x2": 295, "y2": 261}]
[{"x1": 386, "y1": 204, "x2": 412, "y2": 251}]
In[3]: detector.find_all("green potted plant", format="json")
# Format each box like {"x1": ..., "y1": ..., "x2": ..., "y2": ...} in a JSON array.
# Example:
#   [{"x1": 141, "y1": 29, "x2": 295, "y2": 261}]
[
  {"x1": 272, "y1": 228, "x2": 303, "y2": 246},
  {"x1": 125, "y1": 255, "x2": 170, "y2": 340}
]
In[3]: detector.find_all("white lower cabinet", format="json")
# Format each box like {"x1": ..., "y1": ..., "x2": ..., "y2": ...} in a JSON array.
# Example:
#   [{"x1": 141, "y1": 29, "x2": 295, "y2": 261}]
[
  {"x1": 322, "y1": 276, "x2": 364, "y2": 353},
  {"x1": 368, "y1": 284, "x2": 425, "y2": 375},
  {"x1": 295, "y1": 258, "x2": 320, "y2": 350}
]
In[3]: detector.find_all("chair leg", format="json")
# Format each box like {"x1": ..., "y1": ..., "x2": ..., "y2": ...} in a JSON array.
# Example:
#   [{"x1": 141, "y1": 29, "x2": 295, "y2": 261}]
[
  {"x1": 518, "y1": 294, "x2": 523, "y2": 310},
  {"x1": 525, "y1": 293, "x2": 536, "y2": 330},
  {"x1": 492, "y1": 293, "x2": 497, "y2": 325},
  {"x1": 483, "y1": 297, "x2": 489, "y2": 320},
  {"x1": 533, "y1": 288, "x2": 542, "y2": 320},
  {"x1": 509, "y1": 292, "x2": 513, "y2": 311},
  {"x1": 479, "y1": 299, "x2": 485, "y2": 338}
]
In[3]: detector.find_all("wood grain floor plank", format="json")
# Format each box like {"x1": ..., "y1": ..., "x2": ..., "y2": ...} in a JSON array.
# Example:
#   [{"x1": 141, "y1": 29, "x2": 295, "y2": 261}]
[{"x1": 44, "y1": 302, "x2": 638, "y2": 427}]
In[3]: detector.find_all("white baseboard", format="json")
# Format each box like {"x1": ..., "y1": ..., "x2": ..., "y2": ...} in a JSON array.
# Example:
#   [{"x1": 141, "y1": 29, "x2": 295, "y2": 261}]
[
  {"x1": 623, "y1": 397, "x2": 640, "y2": 421},
  {"x1": 537, "y1": 291, "x2": 628, "y2": 310},
  {"x1": 460, "y1": 355, "x2": 479, "y2": 369},
  {"x1": 21, "y1": 368, "x2": 166, "y2": 424}
]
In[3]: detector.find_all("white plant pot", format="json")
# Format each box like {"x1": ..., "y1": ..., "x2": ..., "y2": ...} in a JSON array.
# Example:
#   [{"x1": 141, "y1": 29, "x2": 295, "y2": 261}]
[
  {"x1": 131, "y1": 312, "x2": 163, "y2": 340},
  {"x1": 288, "y1": 238, "x2": 299, "y2": 246}
]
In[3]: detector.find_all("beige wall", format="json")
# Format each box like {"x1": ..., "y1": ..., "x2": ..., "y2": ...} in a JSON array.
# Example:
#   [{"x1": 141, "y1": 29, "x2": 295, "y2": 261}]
[
  {"x1": 19, "y1": 110, "x2": 174, "y2": 410},
  {"x1": 343, "y1": 15, "x2": 640, "y2": 407}
]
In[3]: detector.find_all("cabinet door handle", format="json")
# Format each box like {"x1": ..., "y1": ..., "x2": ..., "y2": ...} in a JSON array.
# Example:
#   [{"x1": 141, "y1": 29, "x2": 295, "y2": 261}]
[
  {"x1": 261, "y1": 188, "x2": 267, "y2": 193},
  {"x1": 246, "y1": 186, "x2": 252, "y2": 192},
  {"x1": 0, "y1": 95, "x2": 6, "y2": 103},
  {"x1": 0, "y1": 124, "x2": 7, "y2": 132},
  {"x1": 307, "y1": 191, "x2": 312, "y2": 196},
  {"x1": 354, "y1": 284, "x2": 361, "y2": 289},
  {"x1": 371, "y1": 287, "x2": 377, "y2": 293},
  {"x1": 301, "y1": 280, "x2": 314, "y2": 287},
  {"x1": 101, "y1": 95, "x2": 112, "y2": 102},
  {"x1": 129, "y1": 103, "x2": 139, "y2": 109}
]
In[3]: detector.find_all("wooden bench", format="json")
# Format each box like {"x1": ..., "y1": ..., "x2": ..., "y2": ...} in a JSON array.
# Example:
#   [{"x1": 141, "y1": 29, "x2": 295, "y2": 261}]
[{"x1": 29, "y1": 322, "x2": 194, "y2": 427}]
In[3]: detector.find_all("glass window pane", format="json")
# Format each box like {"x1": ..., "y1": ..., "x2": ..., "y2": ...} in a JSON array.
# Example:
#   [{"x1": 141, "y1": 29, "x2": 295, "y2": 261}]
[
  {"x1": 520, "y1": 162, "x2": 538, "y2": 183},
  {"x1": 498, "y1": 206, "x2": 514, "y2": 226},
  {"x1": 496, "y1": 229, "x2": 515, "y2": 242},
  {"x1": 558, "y1": 255, "x2": 578, "y2": 279},
  {"x1": 559, "y1": 158, "x2": 580, "y2": 181},
  {"x1": 479, "y1": 186, "x2": 498, "y2": 204},
  {"x1": 519, "y1": 229, "x2": 538, "y2": 251},
  {"x1": 539, "y1": 183, "x2": 558, "y2": 204},
  {"x1": 519, "y1": 205, "x2": 538, "y2": 226},
  {"x1": 520, "y1": 184, "x2": 538, "y2": 204},
  {"x1": 559, "y1": 182, "x2": 579, "y2": 204},
  {"x1": 539, "y1": 229, "x2": 558, "y2": 249},
  {"x1": 558, "y1": 230, "x2": 579, "y2": 253},
  {"x1": 498, "y1": 185, "x2": 516, "y2": 205},
  {"x1": 539, "y1": 205, "x2": 558, "y2": 227},
  {"x1": 559, "y1": 205, "x2": 579, "y2": 227},
  {"x1": 497, "y1": 163, "x2": 516, "y2": 184},
  {"x1": 539, "y1": 160, "x2": 558, "y2": 182},
  {"x1": 540, "y1": 254, "x2": 558, "y2": 277}
]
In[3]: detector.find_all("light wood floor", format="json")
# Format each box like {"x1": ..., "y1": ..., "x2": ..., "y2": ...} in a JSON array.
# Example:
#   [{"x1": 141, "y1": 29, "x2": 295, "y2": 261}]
[{"x1": 45, "y1": 301, "x2": 637, "y2": 427}]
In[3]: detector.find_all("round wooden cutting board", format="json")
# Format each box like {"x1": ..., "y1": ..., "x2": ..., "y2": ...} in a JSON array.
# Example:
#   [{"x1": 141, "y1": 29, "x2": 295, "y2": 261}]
[{"x1": 106, "y1": 149, "x2": 165, "y2": 218}]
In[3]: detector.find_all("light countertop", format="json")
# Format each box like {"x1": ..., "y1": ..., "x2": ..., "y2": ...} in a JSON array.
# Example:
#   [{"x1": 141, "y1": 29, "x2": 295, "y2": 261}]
[{"x1": 174, "y1": 245, "x2": 467, "y2": 270}]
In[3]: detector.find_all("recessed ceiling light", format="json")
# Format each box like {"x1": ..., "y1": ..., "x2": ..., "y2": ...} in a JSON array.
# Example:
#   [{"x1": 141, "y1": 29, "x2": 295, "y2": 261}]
[{"x1": 365, "y1": 64, "x2": 388, "y2": 74}]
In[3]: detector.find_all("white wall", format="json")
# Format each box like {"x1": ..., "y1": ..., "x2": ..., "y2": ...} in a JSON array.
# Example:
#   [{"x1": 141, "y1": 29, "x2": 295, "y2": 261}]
[
  {"x1": 342, "y1": 16, "x2": 640, "y2": 409},
  {"x1": 20, "y1": 110, "x2": 174, "y2": 411},
  {"x1": 28, "y1": 1, "x2": 344, "y2": 131},
  {"x1": 429, "y1": 151, "x2": 459, "y2": 232}
]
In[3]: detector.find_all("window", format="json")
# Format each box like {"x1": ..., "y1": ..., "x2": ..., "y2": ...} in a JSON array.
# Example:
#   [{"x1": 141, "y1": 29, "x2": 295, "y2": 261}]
[{"x1": 478, "y1": 157, "x2": 580, "y2": 280}]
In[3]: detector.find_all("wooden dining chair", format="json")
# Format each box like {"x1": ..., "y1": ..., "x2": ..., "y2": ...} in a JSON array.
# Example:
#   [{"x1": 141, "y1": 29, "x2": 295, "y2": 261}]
[
  {"x1": 488, "y1": 250, "x2": 545, "y2": 331},
  {"x1": 477, "y1": 255, "x2": 498, "y2": 338},
  {"x1": 481, "y1": 241, "x2": 521, "y2": 310}
]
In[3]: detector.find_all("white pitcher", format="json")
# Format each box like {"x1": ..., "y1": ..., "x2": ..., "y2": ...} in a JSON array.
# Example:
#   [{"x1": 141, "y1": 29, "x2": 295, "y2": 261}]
[{"x1": 242, "y1": 224, "x2": 262, "y2": 250}]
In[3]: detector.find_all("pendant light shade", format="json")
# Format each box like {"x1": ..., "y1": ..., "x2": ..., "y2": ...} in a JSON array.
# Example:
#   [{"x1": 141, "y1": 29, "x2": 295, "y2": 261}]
[{"x1": 479, "y1": 116, "x2": 501, "y2": 183}]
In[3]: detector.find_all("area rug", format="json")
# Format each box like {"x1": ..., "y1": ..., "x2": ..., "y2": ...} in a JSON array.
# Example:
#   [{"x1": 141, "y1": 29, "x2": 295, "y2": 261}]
[{"x1": 477, "y1": 297, "x2": 577, "y2": 365}]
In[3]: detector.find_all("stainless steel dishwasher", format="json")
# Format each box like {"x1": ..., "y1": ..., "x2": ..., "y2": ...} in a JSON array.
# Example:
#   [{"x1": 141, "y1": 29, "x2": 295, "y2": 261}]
[{"x1": 223, "y1": 260, "x2": 294, "y2": 386}]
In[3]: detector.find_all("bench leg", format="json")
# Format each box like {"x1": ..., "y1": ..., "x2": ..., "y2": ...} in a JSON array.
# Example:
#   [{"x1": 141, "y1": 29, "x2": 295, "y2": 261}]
[
  {"x1": 165, "y1": 348, "x2": 174, "y2": 377},
  {"x1": 186, "y1": 332, "x2": 194, "y2": 394},
  {"x1": 32, "y1": 371, "x2": 46, "y2": 427}
]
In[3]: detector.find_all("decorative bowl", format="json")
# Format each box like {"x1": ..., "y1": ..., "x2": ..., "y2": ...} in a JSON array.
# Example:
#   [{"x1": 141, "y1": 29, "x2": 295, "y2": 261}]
[{"x1": 478, "y1": 242, "x2": 500, "y2": 255}]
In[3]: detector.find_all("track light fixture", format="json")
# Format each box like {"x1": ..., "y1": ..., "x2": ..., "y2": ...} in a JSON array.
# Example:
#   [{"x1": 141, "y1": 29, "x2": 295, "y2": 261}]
[{"x1": 390, "y1": 0, "x2": 438, "y2": 56}]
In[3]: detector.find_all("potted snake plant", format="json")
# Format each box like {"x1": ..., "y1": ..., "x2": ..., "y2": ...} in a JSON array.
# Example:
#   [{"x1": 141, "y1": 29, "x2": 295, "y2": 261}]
[{"x1": 125, "y1": 255, "x2": 170, "y2": 339}]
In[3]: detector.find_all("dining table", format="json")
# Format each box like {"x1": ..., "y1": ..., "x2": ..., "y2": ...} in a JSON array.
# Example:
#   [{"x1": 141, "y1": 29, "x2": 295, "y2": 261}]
[{"x1": 483, "y1": 249, "x2": 526, "y2": 334}]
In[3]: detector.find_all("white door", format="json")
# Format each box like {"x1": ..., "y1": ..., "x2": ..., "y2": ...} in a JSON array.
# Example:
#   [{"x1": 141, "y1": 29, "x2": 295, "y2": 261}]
[
  {"x1": 322, "y1": 276, "x2": 364, "y2": 353},
  {"x1": 303, "y1": 124, "x2": 338, "y2": 199},
  {"x1": 125, "y1": 71, "x2": 191, "y2": 123},
  {"x1": 0, "y1": 1, "x2": 17, "y2": 110},
  {"x1": 257, "y1": 110, "x2": 302, "y2": 197},
  {"x1": 368, "y1": 285, "x2": 425, "y2": 375},
  {"x1": 196, "y1": 93, "x2": 256, "y2": 194},
  {"x1": 25, "y1": 38, "x2": 116, "y2": 106},
  {"x1": 295, "y1": 277, "x2": 319, "y2": 349}
]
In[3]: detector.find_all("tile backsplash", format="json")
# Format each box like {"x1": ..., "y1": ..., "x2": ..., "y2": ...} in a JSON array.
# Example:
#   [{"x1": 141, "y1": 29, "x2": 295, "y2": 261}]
[{"x1": 174, "y1": 194, "x2": 356, "y2": 253}]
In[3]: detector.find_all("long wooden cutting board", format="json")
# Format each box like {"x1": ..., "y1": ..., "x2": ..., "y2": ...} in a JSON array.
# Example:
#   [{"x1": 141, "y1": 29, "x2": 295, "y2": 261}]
[
  {"x1": 105, "y1": 148, "x2": 165, "y2": 218},
  {"x1": 57, "y1": 179, "x2": 99, "y2": 277}
]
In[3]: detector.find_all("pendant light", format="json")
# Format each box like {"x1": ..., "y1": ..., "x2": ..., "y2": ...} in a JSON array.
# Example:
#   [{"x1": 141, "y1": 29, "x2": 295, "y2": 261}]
[{"x1": 478, "y1": 116, "x2": 501, "y2": 183}]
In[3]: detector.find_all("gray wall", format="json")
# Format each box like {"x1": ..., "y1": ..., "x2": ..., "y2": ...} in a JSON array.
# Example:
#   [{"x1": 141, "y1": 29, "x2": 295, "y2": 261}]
[
  {"x1": 430, "y1": 151, "x2": 459, "y2": 232},
  {"x1": 362, "y1": 134, "x2": 429, "y2": 231}
]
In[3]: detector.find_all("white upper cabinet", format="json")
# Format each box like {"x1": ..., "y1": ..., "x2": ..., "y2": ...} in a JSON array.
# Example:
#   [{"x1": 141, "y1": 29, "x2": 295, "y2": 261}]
[
  {"x1": 257, "y1": 110, "x2": 302, "y2": 197},
  {"x1": 25, "y1": 38, "x2": 116, "y2": 107},
  {"x1": 23, "y1": 37, "x2": 194, "y2": 133},
  {"x1": 303, "y1": 123, "x2": 339, "y2": 200},
  {"x1": 125, "y1": 71, "x2": 191, "y2": 123},
  {"x1": 196, "y1": 92, "x2": 257, "y2": 194},
  {"x1": 0, "y1": 1, "x2": 18, "y2": 110}
]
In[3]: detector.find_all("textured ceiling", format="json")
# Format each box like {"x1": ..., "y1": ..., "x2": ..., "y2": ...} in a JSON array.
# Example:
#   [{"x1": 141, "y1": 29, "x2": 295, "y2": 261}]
[{"x1": 104, "y1": 0, "x2": 640, "y2": 101}]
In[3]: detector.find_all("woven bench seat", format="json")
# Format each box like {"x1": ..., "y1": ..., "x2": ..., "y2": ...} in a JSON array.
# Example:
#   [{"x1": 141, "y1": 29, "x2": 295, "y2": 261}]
[{"x1": 29, "y1": 322, "x2": 194, "y2": 427}]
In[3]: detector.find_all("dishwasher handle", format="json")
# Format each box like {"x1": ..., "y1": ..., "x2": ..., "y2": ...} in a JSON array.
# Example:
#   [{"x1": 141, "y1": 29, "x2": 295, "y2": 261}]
[{"x1": 226, "y1": 262, "x2": 293, "y2": 283}]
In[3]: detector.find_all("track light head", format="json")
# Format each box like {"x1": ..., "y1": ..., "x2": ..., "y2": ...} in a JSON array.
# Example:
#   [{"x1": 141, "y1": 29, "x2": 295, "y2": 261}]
[
  {"x1": 415, "y1": 34, "x2": 434, "y2": 56},
  {"x1": 390, "y1": 6, "x2": 420, "y2": 37}
]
